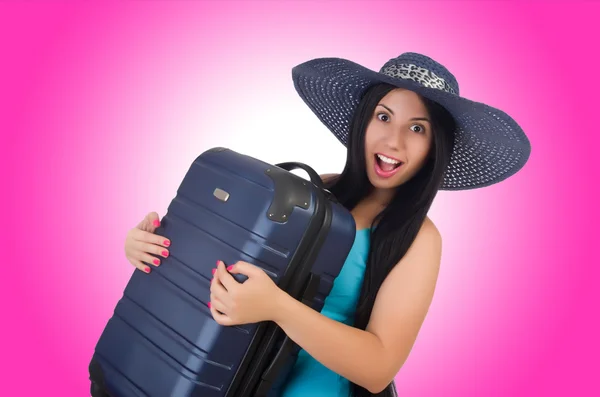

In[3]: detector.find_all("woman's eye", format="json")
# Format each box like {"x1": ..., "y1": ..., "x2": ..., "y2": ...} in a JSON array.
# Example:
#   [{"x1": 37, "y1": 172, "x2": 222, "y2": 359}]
[
  {"x1": 377, "y1": 113, "x2": 389, "y2": 122},
  {"x1": 411, "y1": 124, "x2": 424, "y2": 133}
]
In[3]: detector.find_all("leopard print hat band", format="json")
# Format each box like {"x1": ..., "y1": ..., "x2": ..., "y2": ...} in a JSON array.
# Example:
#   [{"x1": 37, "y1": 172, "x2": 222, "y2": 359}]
[
  {"x1": 378, "y1": 52, "x2": 459, "y2": 96},
  {"x1": 291, "y1": 52, "x2": 532, "y2": 190},
  {"x1": 380, "y1": 64, "x2": 457, "y2": 95}
]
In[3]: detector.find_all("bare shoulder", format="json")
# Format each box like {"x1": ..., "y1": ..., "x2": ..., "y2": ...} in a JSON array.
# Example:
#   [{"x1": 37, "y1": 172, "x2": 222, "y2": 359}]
[
  {"x1": 420, "y1": 216, "x2": 442, "y2": 255},
  {"x1": 379, "y1": 216, "x2": 442, "y2": 301},
  {"x1": 393, "y1": 216, "x2": 442, "y2": 287},
  {"x1": 319, "y1": 173, "x2": 339, "y2": 183}
]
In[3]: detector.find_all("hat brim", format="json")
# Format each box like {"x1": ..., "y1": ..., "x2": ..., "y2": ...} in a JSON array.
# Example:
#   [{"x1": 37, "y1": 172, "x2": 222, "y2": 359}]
[{"x1": 292, "y1": 57, "x2": 531, "y2": 190}]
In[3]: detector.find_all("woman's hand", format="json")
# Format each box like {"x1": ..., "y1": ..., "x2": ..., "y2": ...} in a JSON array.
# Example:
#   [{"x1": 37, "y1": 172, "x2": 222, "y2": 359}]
[
  {"x1": 124, "y1": 211, "x2": 171, "y2": 273},
  {"x1": 209, "y1": 260, "x2": 285, "y2": 326}
]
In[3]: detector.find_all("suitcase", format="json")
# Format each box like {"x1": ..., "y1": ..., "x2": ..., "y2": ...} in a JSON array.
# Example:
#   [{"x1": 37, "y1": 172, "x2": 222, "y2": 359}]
[{"x1": 89, "y1": 147, "x2": 357, "y2": 397}]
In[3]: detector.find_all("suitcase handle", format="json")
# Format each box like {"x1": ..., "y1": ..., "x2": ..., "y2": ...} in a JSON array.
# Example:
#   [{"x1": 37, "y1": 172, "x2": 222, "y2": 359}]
[
  {"x1": 275, "y1": 162, "x2": 325, "y2": 190},
  {"x1": 275, "y1": 162, "x2": 339, "y2": 204}
]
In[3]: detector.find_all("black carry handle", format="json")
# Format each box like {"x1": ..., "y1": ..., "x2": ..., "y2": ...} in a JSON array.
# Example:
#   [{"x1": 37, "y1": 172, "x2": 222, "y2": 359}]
[
  {"x1": 275, "y1": 162, "x2": 325, "y2": 190},
  {"x1": 275, "y1": 162, "x2": 339, "y2": 204},
  {"x1": 253, "y1": 273, "x2": 322, "y2": 396}
]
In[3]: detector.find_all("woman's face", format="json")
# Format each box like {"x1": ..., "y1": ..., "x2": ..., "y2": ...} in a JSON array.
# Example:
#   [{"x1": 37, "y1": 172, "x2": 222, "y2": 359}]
[{"x1": 364, "y1": 88, "x2": 434, "y2": 191}]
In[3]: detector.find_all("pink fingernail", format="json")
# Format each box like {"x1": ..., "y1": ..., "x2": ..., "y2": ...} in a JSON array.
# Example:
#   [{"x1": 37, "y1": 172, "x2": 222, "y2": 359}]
[
  {"x1": 153, "y1": 220, "x2": 160, "y2": 227},
  {"x1": 212, "y1": 268, "x2": 216, "y2": 275},
  {"x1": 144, "y1": 267, "x2": 151, "y2": 273},
  {"x1": 162, "y1": 250, "x2": 169, "y2": 257},
  {"x1": 227, "y1": 265, "x2": 233, "y2": 271},
  {"x1": 207, "y1": 302, "x2": 212, "y2": 308},
  {"x1": 153, "y1": 259, "x2": 160, "y2": 265},
  {"x1": 164, "y1": 240, "x2": 170, "y2": 246}
]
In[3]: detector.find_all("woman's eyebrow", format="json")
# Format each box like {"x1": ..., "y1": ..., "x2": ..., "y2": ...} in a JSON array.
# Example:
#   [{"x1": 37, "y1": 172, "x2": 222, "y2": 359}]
[
  {"x1": 377, "y1": 104, "x2": 430, "y2": 123},
  {"x1": 377, "y1": 104, "x2": 394, "y2": 115}
]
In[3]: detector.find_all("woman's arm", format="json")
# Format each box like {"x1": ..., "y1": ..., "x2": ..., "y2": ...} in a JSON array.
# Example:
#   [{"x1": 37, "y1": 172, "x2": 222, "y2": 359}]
[{"x1": 272, "y1": 219, "x2": 442, "y2": 393}]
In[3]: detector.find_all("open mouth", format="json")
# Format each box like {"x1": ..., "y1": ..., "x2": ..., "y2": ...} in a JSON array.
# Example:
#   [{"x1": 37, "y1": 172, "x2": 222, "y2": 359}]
[{"x1": 374, "y1": 153, "x2": 403, "y2": 177}]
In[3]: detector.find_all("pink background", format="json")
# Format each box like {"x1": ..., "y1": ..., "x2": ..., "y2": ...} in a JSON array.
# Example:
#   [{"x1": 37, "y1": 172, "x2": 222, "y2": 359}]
[{"x1": 2, "y1": 1, "x2": 599, "y2": 396}]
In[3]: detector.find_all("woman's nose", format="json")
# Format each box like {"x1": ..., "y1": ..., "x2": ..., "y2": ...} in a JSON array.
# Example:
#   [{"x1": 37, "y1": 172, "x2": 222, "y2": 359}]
[{"x1": 384, "y1": 129, "x2": 406, "y2": 151}]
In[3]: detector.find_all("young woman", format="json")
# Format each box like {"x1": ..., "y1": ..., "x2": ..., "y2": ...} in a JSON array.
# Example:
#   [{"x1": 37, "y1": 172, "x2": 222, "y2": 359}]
[{"x1": 123, "y1": 52, "x2": 531, "y2": 396}]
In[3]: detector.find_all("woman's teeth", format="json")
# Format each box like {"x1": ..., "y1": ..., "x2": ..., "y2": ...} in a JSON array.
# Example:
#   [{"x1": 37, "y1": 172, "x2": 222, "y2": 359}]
[
  {"x1": 377, "y1": 153, "x2": 400, "y2": 165},
  {"x1": 376, "y1": 154, "x2": 402, "y2": 172}
]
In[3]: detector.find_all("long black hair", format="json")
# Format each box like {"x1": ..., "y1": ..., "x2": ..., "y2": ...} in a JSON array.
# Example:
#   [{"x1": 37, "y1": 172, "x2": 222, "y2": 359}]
[{"x1": 323, "y1": 83, "x2": 456, "y2": 396}]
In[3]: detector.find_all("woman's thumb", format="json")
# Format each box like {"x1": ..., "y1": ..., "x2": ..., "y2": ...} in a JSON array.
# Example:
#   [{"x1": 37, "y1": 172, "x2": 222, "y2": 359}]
[
  {"x1": 229, "y1": 261, "x2": 256, "y2": 276},
  {"x1": 146, "y1": 212, "x2": 161, "y2": 232}
]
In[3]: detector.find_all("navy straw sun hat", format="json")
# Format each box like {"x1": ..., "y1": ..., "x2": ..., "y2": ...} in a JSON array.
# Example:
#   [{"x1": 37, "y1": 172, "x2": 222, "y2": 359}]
[{"x1": 291, "y1": 52, "x2": 532, "y2": 191}]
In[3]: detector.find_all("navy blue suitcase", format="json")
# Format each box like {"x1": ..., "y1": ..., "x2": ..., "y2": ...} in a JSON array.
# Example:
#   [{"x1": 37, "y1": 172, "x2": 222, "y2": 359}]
[{"x1": 89, "y1": 147, "x2": 357, "y2": 397}]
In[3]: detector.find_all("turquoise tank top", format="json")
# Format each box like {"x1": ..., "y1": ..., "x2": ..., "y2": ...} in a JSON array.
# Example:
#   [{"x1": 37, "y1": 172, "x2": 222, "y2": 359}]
[{"x1": 280, "y1": 228, "x2": 370, "y2": 397}]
